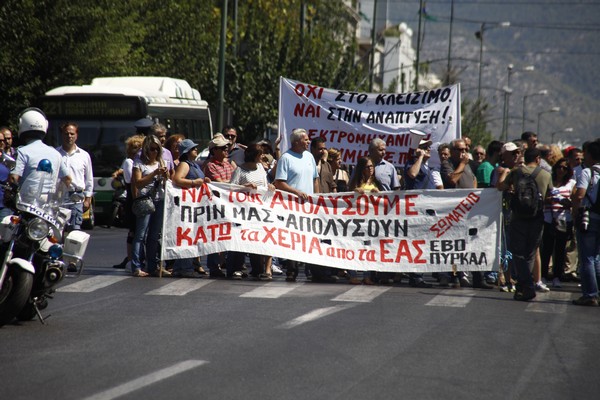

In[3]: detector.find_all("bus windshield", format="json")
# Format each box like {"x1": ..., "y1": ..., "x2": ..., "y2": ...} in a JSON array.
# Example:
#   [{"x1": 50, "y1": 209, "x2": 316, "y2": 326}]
[{"x1": 45, "y1": 119, "x2": 134, "y2": 177}]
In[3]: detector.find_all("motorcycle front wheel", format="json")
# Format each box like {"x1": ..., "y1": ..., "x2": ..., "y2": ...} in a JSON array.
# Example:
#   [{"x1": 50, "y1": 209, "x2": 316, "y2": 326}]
[{"x1": 0, "y1": 268, "x2": 34, "y2": 327}]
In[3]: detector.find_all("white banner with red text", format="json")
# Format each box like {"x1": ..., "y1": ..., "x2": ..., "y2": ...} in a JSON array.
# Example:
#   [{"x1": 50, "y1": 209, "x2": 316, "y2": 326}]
[
  {"x1": 161, "y1": 181, "x2": 502, "y2": 273},
  {"x1": 278, "y1": 77, "x2": 461, "y2": 168}
]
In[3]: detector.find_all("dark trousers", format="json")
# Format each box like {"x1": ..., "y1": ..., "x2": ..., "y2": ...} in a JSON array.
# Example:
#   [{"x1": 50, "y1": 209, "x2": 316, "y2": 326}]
[
  {"x1": 509, "y1": 216, "x2": 544, "y2": 291},
  {"x1": 226, "y1": 252, "x2": 263, "y2": 277},
  {"x1": 540, "y1": 221, "x2": 570, "y2": 280}
]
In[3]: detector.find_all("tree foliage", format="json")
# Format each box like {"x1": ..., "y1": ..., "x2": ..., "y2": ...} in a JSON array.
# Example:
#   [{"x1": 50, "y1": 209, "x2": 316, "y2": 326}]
[
  {"x1": 0, "y1": 0, "x2": 365, "y2": 141},
  {"x1": 461, "y1": 98, "x2": 493, "y2": 148}
]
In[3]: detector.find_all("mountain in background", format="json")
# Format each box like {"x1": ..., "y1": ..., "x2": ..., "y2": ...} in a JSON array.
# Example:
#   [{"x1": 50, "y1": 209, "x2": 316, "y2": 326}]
[{"x1": 361, "y1": 0, "x2": 600, "y2": 146}]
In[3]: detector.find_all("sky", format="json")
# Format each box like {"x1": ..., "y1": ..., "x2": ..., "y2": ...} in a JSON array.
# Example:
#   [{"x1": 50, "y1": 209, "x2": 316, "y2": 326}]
[{"x1": 359, "y1": 0, "x2": 600, "y2": 145}]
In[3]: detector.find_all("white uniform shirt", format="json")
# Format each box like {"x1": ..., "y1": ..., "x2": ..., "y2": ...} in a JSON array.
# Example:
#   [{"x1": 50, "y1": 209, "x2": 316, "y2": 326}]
[
  {"x1": 13, "y1": 140, "x2": 68, "y2": 192},
  {"x1": 56, "y1": 145, "x2": 94, "y2": 197}
]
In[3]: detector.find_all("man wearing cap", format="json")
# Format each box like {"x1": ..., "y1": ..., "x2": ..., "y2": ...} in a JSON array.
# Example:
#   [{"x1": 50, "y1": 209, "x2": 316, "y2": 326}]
[
  {"x1": 203, "y1": 134, "x2": 235, "y2": 278},
  {"x1": 205, "y1": 134, "x2": 235, "y2": 183},
  {"x1": 134, "y1": 117, "x2": 153, "y2": 135},
  {"x1": 441, "y1": 138, "x2": 493, "y2": 289},
  {"x1": 489, "y1": 142, "x2": 521, "y2": 291},
  {"x1": 404, "y1": 138, "x2": 442, "y2": 287},
  {"x1": 274, "y1": 128, "x2": 319, "y2": 282}
]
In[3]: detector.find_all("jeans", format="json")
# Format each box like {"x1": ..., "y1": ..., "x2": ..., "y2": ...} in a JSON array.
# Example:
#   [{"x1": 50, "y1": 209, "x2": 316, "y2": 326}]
[
  {"x1": 66, "y1": 202, "x2": 84, "y2": 231},
  {"x1": 576, "y1": 216, "x2": 600, "y2": 298},
  {"x1": 132, "y1": 199, "x2": 164, "y2": 274},
  {"x1": 541, "y1": 221, "x2": 570, "y2": 280},
  {"x1": 509, "y1": 216, "x2": 544, "y2": 291}
]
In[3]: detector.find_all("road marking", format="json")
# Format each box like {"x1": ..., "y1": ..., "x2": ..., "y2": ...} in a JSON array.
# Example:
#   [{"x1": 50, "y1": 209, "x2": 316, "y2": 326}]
[
  {"x1": 332, "y1": 286, "x2": 390, "y2": 302},
  {"x1": 525, "y1": 291, "x2": 571, "y2": 313},
  {"x1": 240, "y1": 282, "x2": 302, "y2": 298},
  {"x1": 58, "y1": 276, "x2": 130, "y2": 293},
  {"x1": 146, "y1": 279, "x2": 214, "y2": 296},
  {"x1": 81, "y1": 359, "x2": 208, "y2": 400},
  {"x1": 425, "y1": 290, "x2": 476, "y2": 307},
  {"x1": 278, "y1": 304, "x2": 354, "y2": 329}
]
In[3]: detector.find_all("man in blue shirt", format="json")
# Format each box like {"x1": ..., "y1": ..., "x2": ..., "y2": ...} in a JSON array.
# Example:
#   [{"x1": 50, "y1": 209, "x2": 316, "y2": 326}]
[{"x1": 274, "y1": 128, "x2": 318, "y2": 281}]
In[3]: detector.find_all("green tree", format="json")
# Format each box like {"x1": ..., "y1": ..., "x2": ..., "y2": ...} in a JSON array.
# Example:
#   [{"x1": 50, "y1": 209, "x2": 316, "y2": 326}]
[
  {"x1": 0, "y1": 0, "x2": 146, "y2": 128},
  {"x1": 461, "y1": 98, "x2": 493, "y2": 148}
]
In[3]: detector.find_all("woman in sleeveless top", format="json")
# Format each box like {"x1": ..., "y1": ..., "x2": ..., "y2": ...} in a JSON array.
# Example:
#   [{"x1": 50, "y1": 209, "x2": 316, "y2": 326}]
[{"x1": 171, "y1": 139, "x2": 210, "y2": 278}]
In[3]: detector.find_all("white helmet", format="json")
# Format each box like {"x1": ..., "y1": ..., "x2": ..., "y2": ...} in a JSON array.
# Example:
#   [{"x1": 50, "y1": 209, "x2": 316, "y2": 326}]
[{"x1": 18, "y1": 107, "x2": 48, "y2": 136}]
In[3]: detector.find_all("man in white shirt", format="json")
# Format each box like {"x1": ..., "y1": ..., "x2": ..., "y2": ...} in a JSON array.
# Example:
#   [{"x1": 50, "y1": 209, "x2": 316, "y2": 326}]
[{"x1": 57, "y1": 122, "x2": 94, "y2": 231}]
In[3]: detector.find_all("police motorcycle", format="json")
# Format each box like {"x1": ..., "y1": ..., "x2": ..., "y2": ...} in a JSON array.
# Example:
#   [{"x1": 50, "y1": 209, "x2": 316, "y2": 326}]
[{"x1": 0, "y1": 160, "x2": 90, "y2": 326}]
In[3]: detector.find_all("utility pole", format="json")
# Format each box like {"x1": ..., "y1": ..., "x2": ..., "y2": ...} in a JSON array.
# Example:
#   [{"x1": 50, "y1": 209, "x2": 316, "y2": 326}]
[
  {"x1": 415, "y1": 0, "x2": 424, "y2": 91},
  {"x1": 216, "y1": 0, "x2": 228, "y2": 132},
  {"x1": 369, "y1": 0, "x2": 378, "y2": 92},
  {"x1": 446, "y1": 0, "x2": 454, "y2": 86}
]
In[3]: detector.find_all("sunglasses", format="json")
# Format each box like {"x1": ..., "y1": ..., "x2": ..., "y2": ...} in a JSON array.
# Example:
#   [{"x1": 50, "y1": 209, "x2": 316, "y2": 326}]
[
  {"x1": 224, "y1": 134, "x2": 236, "y2": 140},
  {"x1": 149, "y1": 147, "x2": 160, "y2": 152}
]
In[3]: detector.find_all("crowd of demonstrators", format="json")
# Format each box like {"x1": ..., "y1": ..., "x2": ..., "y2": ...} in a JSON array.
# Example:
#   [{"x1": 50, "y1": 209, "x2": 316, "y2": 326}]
[{"x1": 10, "y1": 104, "x2": 587, "y2": 306}]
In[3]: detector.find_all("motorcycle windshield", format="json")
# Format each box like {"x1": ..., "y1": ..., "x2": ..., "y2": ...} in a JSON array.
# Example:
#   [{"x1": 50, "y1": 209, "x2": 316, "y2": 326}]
[{"x1": 16, "y1": 170, "x2": 69, "y2": 232}]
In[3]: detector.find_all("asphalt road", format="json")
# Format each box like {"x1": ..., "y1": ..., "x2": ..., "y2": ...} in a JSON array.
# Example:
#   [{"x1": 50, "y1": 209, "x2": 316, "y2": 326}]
[{"x1": 1, "y1": 226, "x2": 599, "y2": 400}]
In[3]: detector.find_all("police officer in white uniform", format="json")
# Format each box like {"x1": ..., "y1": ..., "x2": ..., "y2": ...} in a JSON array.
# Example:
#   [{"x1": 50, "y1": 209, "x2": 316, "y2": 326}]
[{"x1": 9, "y1": 108, "x2": 70, "y2": 192}]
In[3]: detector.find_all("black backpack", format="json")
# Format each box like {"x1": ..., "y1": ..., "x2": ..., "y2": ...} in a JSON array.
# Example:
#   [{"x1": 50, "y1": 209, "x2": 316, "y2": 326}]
[
  {"x1": 510, "y1": 166, "x2": 543, "y2": 218},
  {"x1": 586, "y1": 166, "x2": 600, "y2": 215}
]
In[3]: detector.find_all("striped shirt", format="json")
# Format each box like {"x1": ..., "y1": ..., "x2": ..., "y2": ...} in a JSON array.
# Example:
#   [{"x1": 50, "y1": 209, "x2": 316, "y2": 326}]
[
  {"x1": 230, "y1": 165, "x2": 268, "y2": 188},
  {"x1": 205, "y1": 159, "x2": 235, "y2": 182}
]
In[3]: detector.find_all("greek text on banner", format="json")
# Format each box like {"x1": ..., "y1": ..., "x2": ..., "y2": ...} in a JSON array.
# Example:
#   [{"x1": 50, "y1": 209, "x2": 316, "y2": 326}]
[
  {"x1": 161, "y1": 181, "x2": 502, "y2": 273},
  {"x1": 278, "y1": 77, "x2": 461, "y2": 167}
]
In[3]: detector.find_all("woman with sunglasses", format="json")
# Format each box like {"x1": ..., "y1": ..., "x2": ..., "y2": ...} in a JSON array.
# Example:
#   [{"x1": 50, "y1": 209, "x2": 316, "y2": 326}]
[
  {"x1": 540, "y1": 158, "x2": 575, "y2": 288},
  {"x1": 171, "y1": 139, "x2": 210, "y2": 278},
  {"x1": 130, "y1": 135, "x2": 170, "y2": 277}
]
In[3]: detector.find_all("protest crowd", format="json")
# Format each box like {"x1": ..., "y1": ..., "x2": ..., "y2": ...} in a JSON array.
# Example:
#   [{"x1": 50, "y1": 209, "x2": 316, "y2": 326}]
[
  {"x1": 102, "y1": 117, "x2": 600, "y2": 306},
  {"x1": 3, "y1": 104, "x2": 597, "y2": 306}
]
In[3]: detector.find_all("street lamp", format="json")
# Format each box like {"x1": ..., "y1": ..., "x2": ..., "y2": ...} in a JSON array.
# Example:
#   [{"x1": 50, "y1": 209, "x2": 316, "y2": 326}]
[
  {"x1": 475, "y1": 21, "x2": 510, "y2": 100},
  {"x1": 501, "y1": 86, "x2": 513, "y2": 142},
  {"x1": 537, "y1": 107, "x2": 560, "y2": 138},
  {"x1": 551, "y1": 127, "x2": 573, "y2": 144},
  {"x1": 503, "y1": 64, "x2": 534, "y2": 138},
  {"x1": 522, "y1": 90, "x2": 548, "y2": 132}
]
